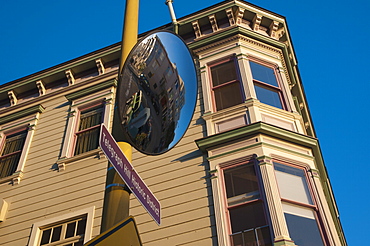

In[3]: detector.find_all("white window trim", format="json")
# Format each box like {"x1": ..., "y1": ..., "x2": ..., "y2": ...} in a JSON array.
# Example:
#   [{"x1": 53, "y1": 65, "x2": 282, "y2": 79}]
[
  {"x1": 58, "y1": 86, "x2": 114, "y2": 170},
  {"x1": 28, "y1": 206, "x2": 95, "y2": 246},
  {"x1": 0, "y1": 106, "x2": 43, "y2": 185}
]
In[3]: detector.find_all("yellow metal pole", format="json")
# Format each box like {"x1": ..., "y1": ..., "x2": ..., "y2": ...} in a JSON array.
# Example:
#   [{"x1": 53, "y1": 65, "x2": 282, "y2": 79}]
[
  {"x1": 120, "y1": 0, "x2": 139, "y2": 74},
  {"x1": 101, "y1": 0, "x2": 138, "y2": 233},
  {"x1": 101, "y1": 143, "x2": 132, "y2": 233}
]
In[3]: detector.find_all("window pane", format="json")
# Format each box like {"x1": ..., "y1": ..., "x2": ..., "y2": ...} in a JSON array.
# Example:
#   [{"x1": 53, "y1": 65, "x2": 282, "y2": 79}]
[
  {"x1": 230, "y1": 232, "x2": 243, "y2": 246},
  {"x1": 79, "y1": 107, "x2": 103, "y2": 131},
  {"x1": 66, "y1": 222, "x2": 77, "y2": 238},
  {"x1": 254, "y1": 84, "x2": 282, "y2": 109},
  {"x1": 2, "y1": 131, "x2": 27, "y2": 155},
  {"x1": 40, "y1": 228, "x2": 51, "y2": 245},
  {"x1": 274, "y1": 163, "x2": 313, "y2": 204},
  {"x1": 229, "y1": 202, "x2": 267, "y2": 233},
  {"x1": 51, "y1": 226, "x2": 62, "y2": 242},
  {"x1": 250, "y1": 61, "x2": 278, "y2": 87},
  {"x1": 224, "y1": 164, "x2": 259, "y2": 201},
  {"x1": 0, "y1": 131, "x2": 27, "y2": 178},
  {"x1": 283, "y1": 204, "x2": 324, "y2": 246},
  {"x1": 76, "y1": 217, "x2": 87, "y2": 235},
  {"x1": 75, "y1": 127, "x2": 100, "y2": 155},
  {"x1": 0, "y1": 152, "x2": 21, "y2": 178},
  {"x1": 211, "y1": 60, "x2": 237, "y2": 86},
  {"x1": 256, "y1": 226, "x2": 273, "y2": 246},
  {"x1": 214, "y1": 82, "x2": 243, "y2": 110}
]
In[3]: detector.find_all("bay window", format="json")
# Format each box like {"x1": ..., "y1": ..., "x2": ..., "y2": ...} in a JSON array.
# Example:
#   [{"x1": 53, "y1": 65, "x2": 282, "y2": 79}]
[{"x1": 274, "y1": 162, "x2": 325, "y2": 246}]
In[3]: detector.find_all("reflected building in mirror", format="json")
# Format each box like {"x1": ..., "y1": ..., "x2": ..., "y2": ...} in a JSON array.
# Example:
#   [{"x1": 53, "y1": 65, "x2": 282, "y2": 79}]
[{"x1": 122, "y1": 34, "x2": 185, "y2": 153}]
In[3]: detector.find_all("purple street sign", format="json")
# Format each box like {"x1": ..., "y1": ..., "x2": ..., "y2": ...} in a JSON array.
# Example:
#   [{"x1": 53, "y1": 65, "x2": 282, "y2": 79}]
[{"x1": 99, "y1": 124, "x2": 161, "y2": 225}]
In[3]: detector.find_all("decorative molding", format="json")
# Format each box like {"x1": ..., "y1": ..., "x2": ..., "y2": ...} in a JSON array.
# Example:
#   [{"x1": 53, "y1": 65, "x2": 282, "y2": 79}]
[
  {"x1": 194, "y1": 33, "x2": 281, "y2": 55},
  {"x1": 95, "y1": 58, "x2": 105, "y2": 75},
  {"x1": 225, "y1": 8, "x2": 235, "y2": 26},
  {"x1": 0, "y1": 105, "x2": 45, "y2": 125},
  {"x1": 257, "y1": 155, "x2": 273, "y2": 165},
  {"x1": 58, "y1": 162, "x2": 66, "y2": 172},
  {"x1": 218, "y1": 154, "x2": 256, "y2": 168},
  {"x1": 8, "y1": 91, "x2": 17, "y2": 106},
  {"x1": 252, "y1": 14, "x2": 262, "y2": 32},
  {"x1": 12, "y1": 171, "x2": 23, "y2": 185},
  {"x1": 103, "y1": 98, "x2": 113, "y2": 105},
  {"x1": 35, "y1": 80, "x2": 46, "y2": 96},
  {"x1": 65, "y1": 69, "x2": 75, "y2": 85},
  {"x1": 192, "y1": 20, "x2": 201, "y2": 39},
  {"x1": 208, "y1": 14, "x2": 218, "y2": 32},
  {"x1": 28, "y1": 124, "x2": 36, "y2": 131},
  {"x1": 236, "y1": 7, "x2": 245, "y2": 25},
  {"x1": 269, "y1": 21, "x2": 280, "y2": 40},
  {"x1": 310, "y1": 168, "x2": 320, "y2": 178},
  {"x1": 65, "y1": 79, "x2": 117, "y2": 101},
  {"x1": 208, "y1": 169, "x2": 218, "y2": 179}
]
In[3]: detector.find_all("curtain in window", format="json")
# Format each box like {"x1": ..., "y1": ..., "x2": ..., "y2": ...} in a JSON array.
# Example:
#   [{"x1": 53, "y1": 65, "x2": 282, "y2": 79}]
[
  {"x1": 74, "y1": 107, "x2": 103, "y2": 155},
  {"x1": 0, "y1": 131, "x2": 27, "y2": 178}
]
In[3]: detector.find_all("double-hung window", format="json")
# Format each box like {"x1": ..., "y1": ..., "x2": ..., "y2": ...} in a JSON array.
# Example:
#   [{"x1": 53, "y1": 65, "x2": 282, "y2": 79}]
[
  {"x1": 250, "y1": 61, "x2": 284, "y2": 109},
  {"x1": 274, "y1": 162, "x2": 325, "y2": 246},
  {"x1": 74, "y1": 105, "x2": 103, "y2": 156},
  {"x1": 0, "y1": 130, "x2": 27, "y2": 178},
  {"x1": 223, "y1": 162, "x2": 272, "y2": 246},
  {"x1": 210, "y1": 58, "x2": 244, "y2": 111},
  {"x1": 60, "y1": 80, "x2": 116, "y2": 164},
  {"x1": 0, "y1": 104, "x2": 42, "y2": 183}
]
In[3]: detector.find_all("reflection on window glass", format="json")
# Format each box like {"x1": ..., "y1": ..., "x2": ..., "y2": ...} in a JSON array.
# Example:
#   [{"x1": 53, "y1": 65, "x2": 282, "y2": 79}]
[
  {"x1": 274, "y1": 163, "x2": 325, "y2": 245},
  {"x1": 254, "y1": 85, "x2": 282, "y2": 109},
  {"x1": 283, "y1": 203, "x2": 324, "y2": 246},
  {"x1": 250, "y1": 61, "x2": 278, "y2": 87},
  {"x1": 250, "y1": 61, "x2": 284, "y2": 110}
]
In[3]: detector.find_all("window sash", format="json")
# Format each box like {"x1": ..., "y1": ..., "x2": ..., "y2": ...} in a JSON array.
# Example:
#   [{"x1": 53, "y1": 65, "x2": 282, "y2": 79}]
[
  {"x1": 250, "y1": 61, "x2": 285, "y2": 109},
  {"x1": 223, "y1": 163, "x2": 272, "y2": 245},
  {"x1": 230, "y1": 225, "x2": 272, "y2": 246},
  {"x1": 0, "y1": 131, "x2": 27, "y2": 178},
  {"x1": 210, "y1": 59, "x2": 244, "y2": 111},
  {"x1": 74, "y1": 106, "x2": 103, "y2": 155},
  {"x1": 274, "y1": 162, "x2": 313, "y2": 205},
  {"x1": 282, "y1": 203, "x2": 325, "y2": 246},
  {"x1": 213, "y1": 81, "x2": 244, "y2": 111}
]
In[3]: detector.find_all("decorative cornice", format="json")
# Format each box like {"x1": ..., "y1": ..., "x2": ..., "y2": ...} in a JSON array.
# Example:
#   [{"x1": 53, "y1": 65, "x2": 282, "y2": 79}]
[
  {"x1": 65, "y1": 79, "x2": 117, "y2": 101},
  {"x1": 196, "y1": 121, "x2": 317, "y2": 153},
  {"x1": 0, "y1": 105, "x2": 45, "y2": 125}
]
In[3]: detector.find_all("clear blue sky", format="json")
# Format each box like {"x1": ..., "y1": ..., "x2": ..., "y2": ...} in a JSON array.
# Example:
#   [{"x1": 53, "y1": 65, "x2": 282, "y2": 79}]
[{"x1": 1, "y1": 0, "x2": 368, "y2": 244}]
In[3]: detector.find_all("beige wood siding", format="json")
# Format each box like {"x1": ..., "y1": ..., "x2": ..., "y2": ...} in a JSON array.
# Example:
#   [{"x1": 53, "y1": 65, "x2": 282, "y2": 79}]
[{"x1": 0, "y1": 93, "x2": 108, "y2": 245}]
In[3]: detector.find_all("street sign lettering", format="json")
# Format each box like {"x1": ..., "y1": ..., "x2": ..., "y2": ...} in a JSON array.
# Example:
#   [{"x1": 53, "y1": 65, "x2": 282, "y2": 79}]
[{"x1": 99, "y1": 124, "x2": 161, "y2": 225}]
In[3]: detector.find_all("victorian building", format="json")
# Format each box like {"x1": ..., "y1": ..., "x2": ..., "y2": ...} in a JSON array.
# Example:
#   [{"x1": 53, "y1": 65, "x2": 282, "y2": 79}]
[{"x1": 0, "y1": 1, "x2": 346, "y2": 245}]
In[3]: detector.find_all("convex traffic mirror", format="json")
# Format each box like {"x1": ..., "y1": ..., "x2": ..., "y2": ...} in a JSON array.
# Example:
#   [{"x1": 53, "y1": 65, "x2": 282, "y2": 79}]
[{"x1": 117, "y1": 31, "x2": 197, "y2": 155}]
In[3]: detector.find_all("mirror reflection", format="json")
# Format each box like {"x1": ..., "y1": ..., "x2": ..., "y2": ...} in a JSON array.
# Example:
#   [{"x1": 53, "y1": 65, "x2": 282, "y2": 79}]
[{"x1": 117, "y1": 31, "x2": 197, "y2": 155}]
